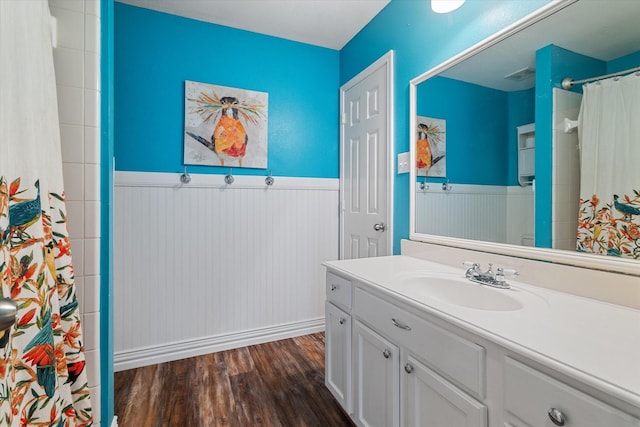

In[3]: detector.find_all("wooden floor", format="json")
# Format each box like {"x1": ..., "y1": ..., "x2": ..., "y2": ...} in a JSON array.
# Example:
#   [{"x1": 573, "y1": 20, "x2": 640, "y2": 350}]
[{"x1": 114, "y1": 333, "x2": 355, "y2": 427}]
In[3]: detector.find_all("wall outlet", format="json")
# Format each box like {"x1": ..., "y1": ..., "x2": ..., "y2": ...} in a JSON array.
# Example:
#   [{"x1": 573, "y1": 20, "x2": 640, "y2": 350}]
[{"x1": 397, "y1": 152, "x2": 410, "y2": 174}]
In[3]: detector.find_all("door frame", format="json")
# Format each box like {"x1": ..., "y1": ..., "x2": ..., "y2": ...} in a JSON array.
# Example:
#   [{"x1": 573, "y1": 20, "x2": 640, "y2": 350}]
[{"x1": 339, "y1": 50, "x2": 395, "y2": 259}]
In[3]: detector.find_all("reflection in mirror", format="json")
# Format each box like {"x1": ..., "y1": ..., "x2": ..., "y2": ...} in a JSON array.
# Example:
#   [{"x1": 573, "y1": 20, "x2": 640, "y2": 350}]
[{"x1": 411, "y1": 0, "x2": 640, "y2": 264}]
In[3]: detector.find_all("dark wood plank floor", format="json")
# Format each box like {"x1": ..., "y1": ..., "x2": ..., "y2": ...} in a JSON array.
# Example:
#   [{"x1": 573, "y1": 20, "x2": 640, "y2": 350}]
[{"x1": 114, "y1": 332, "x2": 355, "y2": 427}]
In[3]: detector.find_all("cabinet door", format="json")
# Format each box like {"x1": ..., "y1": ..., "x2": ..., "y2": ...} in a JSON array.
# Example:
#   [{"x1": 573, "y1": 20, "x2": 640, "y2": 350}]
[
  {"x1": 402, "y1": 353, "x2": 487, "y2": 427},
  {"x1": 325, "y1": 301, "x2": 352, "y2": 413},
  {"x1": 354, "y1": 320, "x2": 400, "y2": 427}
]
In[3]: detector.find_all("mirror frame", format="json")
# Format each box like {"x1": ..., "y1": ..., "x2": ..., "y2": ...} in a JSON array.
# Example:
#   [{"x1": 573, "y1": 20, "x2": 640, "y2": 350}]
[{"x1": 409, "y1": 0, "x2": 640, "y2": 276}]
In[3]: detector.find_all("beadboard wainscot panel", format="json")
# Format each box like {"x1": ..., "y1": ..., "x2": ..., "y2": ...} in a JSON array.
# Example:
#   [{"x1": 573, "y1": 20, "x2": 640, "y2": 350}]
[
  {"x1": 114, "y1": 171, "x2": 339, "y2": 370},
  {"x1": 506, "y1": 185, "x2": 535, "y2": 246},
  {"x1": 415, "y1": 184, "x2": 507, "y2": 243}
]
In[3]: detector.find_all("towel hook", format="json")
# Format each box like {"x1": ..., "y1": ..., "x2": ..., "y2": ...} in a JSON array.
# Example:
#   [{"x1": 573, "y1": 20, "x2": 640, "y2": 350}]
[
  {"x1": 224, "y1": 168, "x2": 234, "y2": 185},
  {"x1": 265, "y1": 170, "x2": 274, "y2": 186},
  {"x1": 180, "y1": 166, "x2": 191, "y2": 184},
  {"x1": 419, "y1": 176, "x2": 429, "y2": 191},
  {"x1": 442, "y1": 179, "x2": 451, "y2": 191}
]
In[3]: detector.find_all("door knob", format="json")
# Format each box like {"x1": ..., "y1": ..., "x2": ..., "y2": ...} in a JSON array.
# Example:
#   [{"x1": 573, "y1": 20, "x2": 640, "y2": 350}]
[{"x1": 373, "y1": 222, "x2": 386, "y2": 231}]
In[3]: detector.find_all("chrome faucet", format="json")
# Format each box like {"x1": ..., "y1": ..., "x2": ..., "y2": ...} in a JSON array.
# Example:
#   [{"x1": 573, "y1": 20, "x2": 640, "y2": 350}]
[{"x1": 463, "y1": 262, "x2": 518, "y2": 289}]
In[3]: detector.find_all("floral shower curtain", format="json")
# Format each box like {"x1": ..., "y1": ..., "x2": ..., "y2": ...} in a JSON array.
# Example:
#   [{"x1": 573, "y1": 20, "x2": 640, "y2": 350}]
[
  {"x1": 0, "y1": 1, "x2": 93, "y2": 425},
  {"x1": 576, "y1": 72, "x2": 640, "y2": 258}
]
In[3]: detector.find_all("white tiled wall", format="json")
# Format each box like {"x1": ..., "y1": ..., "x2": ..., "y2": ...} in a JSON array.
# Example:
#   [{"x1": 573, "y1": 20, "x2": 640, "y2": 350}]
[
  {"x1": 49, "y1": 0, "x2": 101, "y2": 424},
  {"x1": 552, "y1": 88, "x2": 582, "y2": 251}
]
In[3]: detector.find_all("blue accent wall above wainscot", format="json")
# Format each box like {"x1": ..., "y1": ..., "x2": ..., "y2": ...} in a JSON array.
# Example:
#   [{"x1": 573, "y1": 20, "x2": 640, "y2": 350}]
[
  {"x1": 417, "y1": 76, "x2": 509, "y2": 186},
  {"x1": 340, "y1": 0, "x2": 552, "y2": 253},
  {"x1": 114, "y1": 3, "x2": 339, "y2": 178},
  {"x1": 608, "y1": 50, "x2": 640, "y2": 74}
]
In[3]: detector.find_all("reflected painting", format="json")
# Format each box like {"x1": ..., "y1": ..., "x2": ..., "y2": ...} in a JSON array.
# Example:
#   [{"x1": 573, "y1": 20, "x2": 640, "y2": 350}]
[{"x1": 416, "y1": 116, "x2": 446, "y2": 177}]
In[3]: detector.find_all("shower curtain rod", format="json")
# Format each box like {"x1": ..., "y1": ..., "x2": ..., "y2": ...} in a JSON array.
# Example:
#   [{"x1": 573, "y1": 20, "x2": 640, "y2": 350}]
[{"x1": 561, "y1": 65, "x2": 640, "y2": 90}]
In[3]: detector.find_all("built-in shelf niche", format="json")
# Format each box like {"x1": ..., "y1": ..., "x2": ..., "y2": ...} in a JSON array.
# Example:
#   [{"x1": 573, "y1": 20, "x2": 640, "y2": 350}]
[{"x1": 517, "y1": 123, "x2": 535, "y2": 186}]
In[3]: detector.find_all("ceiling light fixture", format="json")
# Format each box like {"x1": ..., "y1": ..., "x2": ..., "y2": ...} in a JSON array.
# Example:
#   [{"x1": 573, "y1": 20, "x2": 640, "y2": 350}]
[{"x1": 431, "y1": 0, "x2": 465, "y2": 14}]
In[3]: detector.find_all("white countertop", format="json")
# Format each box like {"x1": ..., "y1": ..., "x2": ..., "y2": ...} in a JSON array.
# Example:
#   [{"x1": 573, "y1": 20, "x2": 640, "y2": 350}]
[{"x1": 324, "y1": 255, "x2": 640, "y2": 409}]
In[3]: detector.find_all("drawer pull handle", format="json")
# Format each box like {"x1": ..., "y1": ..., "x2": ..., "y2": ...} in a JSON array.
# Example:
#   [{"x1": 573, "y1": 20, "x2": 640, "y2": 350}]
[
  {"x1": 382, "y1": 349, "x2": 391, "y2": 359},
  {"x1": 338, "y1": 317, "x2": 345, "y2": 325},
  {"x1": 391, "y1": 318, "x2": 411, "y2": 331},
  {"x1": 404, "y1": 363, "x2": 414, "y2": 374},
  {"x1": 330, "y1": 284, "x2": 338, "y2": 291},
  {"x1": 548, "y1": 408, "x2": 566, "y2": 426}
]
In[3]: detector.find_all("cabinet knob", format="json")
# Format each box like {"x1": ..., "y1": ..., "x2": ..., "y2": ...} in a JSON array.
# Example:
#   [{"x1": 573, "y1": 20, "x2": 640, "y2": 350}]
[
  {"x1": 338, "y1": 317, "x2": 345, "y2": 325},
  {"x1": 547, "y1": 408, "x2": 566, "y2": 426},
  {"x1": 382, "y1": 349, "x2": 391, "y2": 359},
  {"x1": 404, "y1": 363, "x2": 414, "y2": 374},
  {"x1": 330, "y1": 284, "x2": 337, "y2": 291}
]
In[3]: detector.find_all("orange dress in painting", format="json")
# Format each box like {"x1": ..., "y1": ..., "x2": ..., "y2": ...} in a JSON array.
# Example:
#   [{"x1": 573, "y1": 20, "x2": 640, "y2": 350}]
[
  {"x1": 416, "y1": 136, "x2": 432, "y2": 170},
  {"x1": 212, "y1": 115, "x2": 248, "y2": 166}
]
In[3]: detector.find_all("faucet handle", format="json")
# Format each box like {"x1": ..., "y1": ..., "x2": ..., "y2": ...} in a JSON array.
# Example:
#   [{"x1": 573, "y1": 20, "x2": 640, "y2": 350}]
[{"x1": 462, "y1": 261, "x2": 481, "y2": 278}]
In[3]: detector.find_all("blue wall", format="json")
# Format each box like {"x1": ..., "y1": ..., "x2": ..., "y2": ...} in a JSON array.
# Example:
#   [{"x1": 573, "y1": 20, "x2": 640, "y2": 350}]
[
  {"x1": 608, "y1": 50, "x2": 640, "y2": 73},
  {"x1": 418, "y1": 78, "x2": 534, "y2": 187},
  {"x1": 341, "y1": 0, "x2": 551, "y2": 252},
  {"x1": 101, "y1": 1, "x2": 114, "y2": 425},
  {"x1": 114, "y1": 3, "x2": 339, "y2": 178},
  {"x1": 417, "y1": 77, "x2": 509, "y2": 185}
]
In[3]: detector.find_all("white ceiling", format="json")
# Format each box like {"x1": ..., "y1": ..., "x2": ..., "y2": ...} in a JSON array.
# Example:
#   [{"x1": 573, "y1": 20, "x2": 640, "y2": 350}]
[
  {"x1": 440, "y1": 0, "x2": 640, "y2": 92},
  {"x1": 115, "y1": 0, "x2": 391, "y2": 50}
]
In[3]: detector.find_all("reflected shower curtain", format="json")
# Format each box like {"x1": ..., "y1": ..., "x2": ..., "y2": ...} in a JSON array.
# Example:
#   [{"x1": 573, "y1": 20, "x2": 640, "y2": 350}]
[
  {"x1": 576, "y1": 72, "x2": 640, "y2": 258},
  {"x1": 0, "y1": 1, "x2": 93, "y2": 425}
]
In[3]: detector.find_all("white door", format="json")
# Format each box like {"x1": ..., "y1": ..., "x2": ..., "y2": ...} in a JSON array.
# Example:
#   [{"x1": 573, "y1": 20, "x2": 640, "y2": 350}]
[
  {"x1": 354, "y1": 320, "x2": 400, "y2": 427},
  {"x1": 340, "y1": 51, "x2": 394, "y2": 259}
]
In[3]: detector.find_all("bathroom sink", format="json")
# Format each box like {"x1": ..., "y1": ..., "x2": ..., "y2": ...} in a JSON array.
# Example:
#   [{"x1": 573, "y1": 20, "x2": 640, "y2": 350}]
[{"x1": 395, "y1": 275, "x2": 523, "y2": 311}]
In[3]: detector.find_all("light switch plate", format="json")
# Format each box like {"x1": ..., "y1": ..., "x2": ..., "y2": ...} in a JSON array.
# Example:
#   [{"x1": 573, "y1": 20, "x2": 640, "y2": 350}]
[{"x1": 397, "y1": 152, "x2": 410, "y2": 174}]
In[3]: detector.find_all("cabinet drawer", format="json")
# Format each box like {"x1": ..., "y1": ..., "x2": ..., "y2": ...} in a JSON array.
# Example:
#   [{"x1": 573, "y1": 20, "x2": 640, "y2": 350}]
[
  {"x1": 354, "y1": 286, "x2": 485, "y2": 398},
  {"x1": 326, "y1": 272, "x2": 352, "y2": 309},
  {"x1": 504, "y1": 357, "x2": 640, "y2": 427}
]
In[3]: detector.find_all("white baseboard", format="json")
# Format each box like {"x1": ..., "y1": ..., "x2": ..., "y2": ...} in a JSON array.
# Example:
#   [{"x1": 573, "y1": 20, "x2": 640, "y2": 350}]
[{"x1": 114, "y1": 318, "x2": 325, "y2": 371}]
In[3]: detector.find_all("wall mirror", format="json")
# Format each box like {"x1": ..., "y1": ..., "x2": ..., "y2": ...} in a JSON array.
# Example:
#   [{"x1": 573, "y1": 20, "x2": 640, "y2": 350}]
[{"x1": 409, "y1": 0, "x2": 640, "y2": 275}]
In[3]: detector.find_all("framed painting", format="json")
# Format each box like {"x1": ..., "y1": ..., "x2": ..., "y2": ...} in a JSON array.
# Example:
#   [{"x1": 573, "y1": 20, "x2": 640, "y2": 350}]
[
  {"x1": 416, "y1": 116, "x2": 446, "y2": 177},
  {"x1": 184, "y1": 80, "x2": 268, "y2": 168}
]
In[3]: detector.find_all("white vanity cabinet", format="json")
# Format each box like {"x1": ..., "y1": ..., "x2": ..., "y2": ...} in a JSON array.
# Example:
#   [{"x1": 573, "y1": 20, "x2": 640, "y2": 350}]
[
  {"x1": 324, "y1": 258, "x2": 640, "y2": 427},
  {"x1": 325, "y1": 272, "x2": 353, "y2": 414},
  {"x1": 352, "y1": 285, "x2": 487, "y2": 427}
]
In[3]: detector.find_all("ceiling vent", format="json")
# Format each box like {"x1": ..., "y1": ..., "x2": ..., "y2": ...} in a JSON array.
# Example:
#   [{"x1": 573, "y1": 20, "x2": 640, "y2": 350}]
[{"x1": 504, "y1": 67, "x2": 536, "y2": 82}]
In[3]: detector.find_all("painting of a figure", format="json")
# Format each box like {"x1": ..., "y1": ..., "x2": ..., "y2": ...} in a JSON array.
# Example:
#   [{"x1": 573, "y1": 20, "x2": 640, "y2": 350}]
[
  {"x1": 416, "y1": 116, "x2": 446, "y2": 177},
  {"x1": 184, "y1": 81, "x2": 268, "y2": 168}
]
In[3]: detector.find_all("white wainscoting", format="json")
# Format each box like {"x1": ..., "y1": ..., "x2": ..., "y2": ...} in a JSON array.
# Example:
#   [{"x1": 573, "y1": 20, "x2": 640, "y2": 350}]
[
  {"x1": 113, "y1": 171, "x2": 339, "y2": 371},
  {"x1": 415, "y1": 184, "x2": 534, "y2": 245}
]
